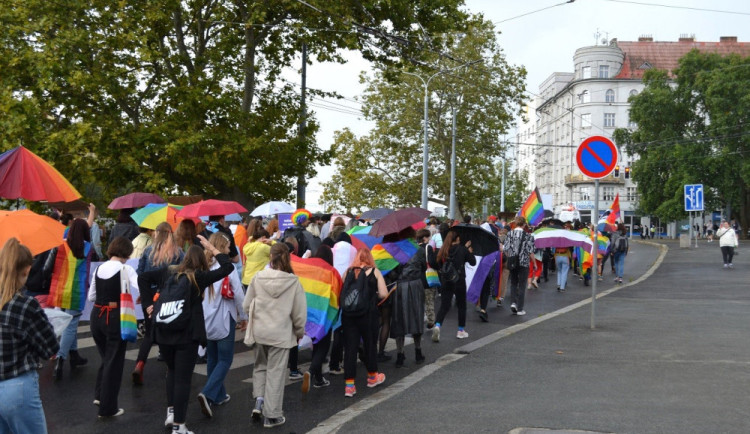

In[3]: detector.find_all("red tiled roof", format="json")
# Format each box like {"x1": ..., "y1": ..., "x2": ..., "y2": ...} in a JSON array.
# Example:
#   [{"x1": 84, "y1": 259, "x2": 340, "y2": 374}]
[{"x1": 614, "y1": 40, "x2": 750, "y2": 79}]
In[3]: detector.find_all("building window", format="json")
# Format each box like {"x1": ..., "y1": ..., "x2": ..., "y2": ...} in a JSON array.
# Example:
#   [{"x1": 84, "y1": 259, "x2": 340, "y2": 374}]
[
  {"x1": 580, "y1": 90, "x2": 590, "y2": 103},
  {"x1": 605, "y1": 89, "x2": 615, "y2": 103},
  {"x1": 599, "y1": 65, "x2": 609, "y2": 78},
  {"x1": 582, "y1": 66, "x2": 591, "y2": 79},
  {"x1": 580, "y1": 187, "x2": 590, "y2": 201},
  {"x1": 604, "y1": 113, "x2": 616, "y2": 128},
  {"x1": 581, "y1": 113, "x2": 592, "y2": 128},
  {"x1": 603, "y1": 186, "x2": 615, "y2": 201},
  {"x1": 627, "y1": 187, "x2": 637, "y2": 201},
  {"x1": 629, "y1": 89, "x2": 638, "y2": 97}
]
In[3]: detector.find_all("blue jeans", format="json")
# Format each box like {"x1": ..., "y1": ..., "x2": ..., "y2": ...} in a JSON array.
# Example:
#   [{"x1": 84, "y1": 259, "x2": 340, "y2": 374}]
[
  {"x1": 0, "y1": 371, "x2": 48, "y2": 434},
  {"x1": 555, "y1": 256, "x2": 570, "y2": 289},
  {"x1": 57, "y1": 308, "x2": 81, "y2": 358},
  {"x1": 202, "y1": 318, "x2": 236, "y2": 403},
  {"x1": 614, "y1": 252, "x2": 626, "y2": 278}
]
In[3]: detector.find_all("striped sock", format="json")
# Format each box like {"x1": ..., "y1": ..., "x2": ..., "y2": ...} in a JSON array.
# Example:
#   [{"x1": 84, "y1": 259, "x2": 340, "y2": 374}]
[{"x1": 345, "y1": 379, "x2": 355, "y2": 386}]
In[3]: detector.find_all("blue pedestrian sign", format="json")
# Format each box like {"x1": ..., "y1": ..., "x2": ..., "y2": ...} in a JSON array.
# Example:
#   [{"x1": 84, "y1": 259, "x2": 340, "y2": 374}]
[{"x1": 684, "y1": 184, "x2": 704, "y2": 211}]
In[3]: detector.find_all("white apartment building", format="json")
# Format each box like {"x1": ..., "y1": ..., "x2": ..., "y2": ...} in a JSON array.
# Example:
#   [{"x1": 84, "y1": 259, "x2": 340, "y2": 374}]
[{"x1": 530, "y1": 35, "x2": 750, "y2": 225}]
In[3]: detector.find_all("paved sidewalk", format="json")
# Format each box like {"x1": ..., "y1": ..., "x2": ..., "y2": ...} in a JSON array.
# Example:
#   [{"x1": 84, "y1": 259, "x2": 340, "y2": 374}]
[{"x1": 338, "y1": 240, "x2": 750, "y2": 434}]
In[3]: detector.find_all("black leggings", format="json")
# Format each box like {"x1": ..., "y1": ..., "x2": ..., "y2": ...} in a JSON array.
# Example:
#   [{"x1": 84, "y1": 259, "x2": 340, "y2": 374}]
[
  {"x1": 160, "y1": 342, "x2": 198, "y2": 424},
  {"x1": 435, "y1": 280, "x2": 467, "y2": 328},
  {"x1": 721, "y1": 246, "x2": 735, "y2": 265},
  {"x1": 136, "y1": 299, "x2": 154, "y2": 363},
  {"x1": 342, "y1": 312, "x2": 378, "y2": 380},
  {"x1": 310, "y1": 330, "x2": 332, "y2": 382}
]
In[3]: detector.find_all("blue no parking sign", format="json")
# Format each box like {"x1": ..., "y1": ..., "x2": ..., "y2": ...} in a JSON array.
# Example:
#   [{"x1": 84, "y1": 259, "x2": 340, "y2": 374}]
[{"x1": 576, "y1": 136, "x2": 619, "y2": 179}]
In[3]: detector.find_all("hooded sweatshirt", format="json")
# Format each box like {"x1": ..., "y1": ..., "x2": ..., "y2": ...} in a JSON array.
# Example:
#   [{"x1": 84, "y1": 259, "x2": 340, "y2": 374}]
[{"x1": 243, "y1": 268, "x2": 306, "y2": 348}]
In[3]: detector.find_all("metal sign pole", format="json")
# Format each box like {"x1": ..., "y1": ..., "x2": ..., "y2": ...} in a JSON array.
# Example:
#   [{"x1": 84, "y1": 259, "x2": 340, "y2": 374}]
[{"x1": 591, "y1": 179, "x2": 599, "y2": 330}]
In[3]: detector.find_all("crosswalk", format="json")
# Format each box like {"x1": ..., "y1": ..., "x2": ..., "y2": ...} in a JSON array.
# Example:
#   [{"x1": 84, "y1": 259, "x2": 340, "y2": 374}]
[{"x1": 75, "y1": 322, "x2": 408, "y2": 384}]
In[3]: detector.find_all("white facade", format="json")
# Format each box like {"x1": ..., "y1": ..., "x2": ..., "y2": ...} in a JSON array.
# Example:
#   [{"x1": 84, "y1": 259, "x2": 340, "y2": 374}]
[
  {"x1": 514, "y1": 103, "x2": 539, "y2": 184},
  {"x1": 533, "y1": 42, "x2": 640, "y2": 224}
]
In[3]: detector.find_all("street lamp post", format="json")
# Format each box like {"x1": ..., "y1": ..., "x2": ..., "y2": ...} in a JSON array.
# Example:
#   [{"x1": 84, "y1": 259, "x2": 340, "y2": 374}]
[{"x1": 402, "y1": 59, "x2": 482, "y2": 210}]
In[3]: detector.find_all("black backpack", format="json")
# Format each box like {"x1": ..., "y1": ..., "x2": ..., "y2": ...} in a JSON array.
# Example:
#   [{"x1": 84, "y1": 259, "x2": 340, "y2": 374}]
[
  {"x1": 615, "y1": 236, "x2": 629, "y2": 252},
  {"x1": 439, "y1": 255, "x2": 460, "y2": 283},
  {"x1": 341, "y1": 267, "x2": 372, "y2": 317},
  {"x1": 284, "y1": 227, "x2": 310, "y2": 256},
  {"x1": 153, "y1": 273, "x2": 194, "y2": 331}
]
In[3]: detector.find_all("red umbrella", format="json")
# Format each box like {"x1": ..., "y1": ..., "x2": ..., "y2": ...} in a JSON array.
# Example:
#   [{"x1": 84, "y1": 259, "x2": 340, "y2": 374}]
[
  {"x1": 369, "y1": 207, "x2": 431, "y2": 237},
  {"x1": 0, "y1": 146, "x2": 82, "y2": 202},
  {"x1": 175, "y1": 199, "x2": 248, "y2": 218},
  {"x1": 108, "y1": 192, "x2": 165, "y2": 210}
]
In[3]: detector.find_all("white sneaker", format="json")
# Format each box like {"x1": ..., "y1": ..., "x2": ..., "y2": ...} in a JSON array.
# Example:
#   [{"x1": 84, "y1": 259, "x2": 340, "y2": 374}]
[
  {"x1": 456, "y1": 330, "x2": 469, "y2": 339},
  {"x1": 172, "y1": 424, "x2": 194, "y2": 434},
  {"x1": 729, "y1": 263, "x2": 734, "y2": 269},
  {"x1": 516, "y1": 310, "x2": 526, "y2": 316},
  {"x1": 510, "y1": 303, "x2": 518, "y2": 314},
  {"x1": 724, "y1": 264, "x2": 729, "y2": 268},
  {"x1": 165, "y1": 407, "x2": 174, "y2": 427},
  {"x1": 432, "y1": 325, "x2": 440, "y2": 342}
]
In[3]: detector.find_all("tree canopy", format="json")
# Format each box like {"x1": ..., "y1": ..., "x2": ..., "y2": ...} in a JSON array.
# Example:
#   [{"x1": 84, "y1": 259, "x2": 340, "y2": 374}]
[
  {"x1": 613, "y1": 49, "x2": 750, "y2": 233},
  {"x1": 0, "y1": 0, "x2": 468, "y2": 208},
  {"x1": 321, "y1": 16, "x2": 527, "y2": 216}
]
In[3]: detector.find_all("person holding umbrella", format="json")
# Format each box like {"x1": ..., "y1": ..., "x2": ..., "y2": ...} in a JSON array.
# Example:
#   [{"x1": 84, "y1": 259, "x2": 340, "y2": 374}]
[{"x1": 432, "y1": 230, "x2": 475, "y2": 342}]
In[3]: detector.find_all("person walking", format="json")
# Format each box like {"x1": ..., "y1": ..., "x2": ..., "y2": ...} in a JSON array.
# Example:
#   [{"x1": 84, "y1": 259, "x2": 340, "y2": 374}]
[
  {"x1": 88, "y1": 237, "x2": 138, "y2": 418},
  {"x1": 717, "y1": 220, "x2": 738, "y2": 269},
  {"x1": 432, "y1": 230, "x2": 475, "y2": 341},
  {"x1": 138, "y1": 235, "x2": 234, "y2": 434},
  {"x1": 244, "y1": 243, "x2": 307, "y2": 428},
  {"x1": 611, "y1": 224, "x2": 629, "y2": 283},
  {"x1": 554, "y1": 246, "x2": 572, "y2": 292},
  {"x1": 197, "y1": 233, "x2": 247, "y2": 418},
  {"x1": 0, "y1": 238, "x2": 59, "y2": 434},
  {"x1": 503, "y1": 216, "x2": 535, "y2": 316}
]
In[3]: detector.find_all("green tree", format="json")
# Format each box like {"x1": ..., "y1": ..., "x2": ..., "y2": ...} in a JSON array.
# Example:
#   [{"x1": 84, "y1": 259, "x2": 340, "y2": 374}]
[
  {"x1": 0, "y1": 0, "x2": 467, "y2": 208},
  {"x1": 614, "y1": 50, "x2": 750, "y2": 233},
  {"x1": 321, "y1": 16, "x2": 526, "y2": 215}
]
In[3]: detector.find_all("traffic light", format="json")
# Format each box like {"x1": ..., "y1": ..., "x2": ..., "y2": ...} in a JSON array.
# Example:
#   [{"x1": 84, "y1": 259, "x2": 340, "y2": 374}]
[
  {"x1": 614, "y1": 165, "x2": 620, "y2": 177},
  {"x1": 624, "y1": 166, "x2": 630, "y2": 179}
]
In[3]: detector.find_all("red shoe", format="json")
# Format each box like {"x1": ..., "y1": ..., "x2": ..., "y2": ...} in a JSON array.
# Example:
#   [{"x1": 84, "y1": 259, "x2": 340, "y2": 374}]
[
  {"x1": 367, "y1": 372, "x2": 385, "y2": 388},
  {"x1": 132, "y1": 361, "x2": 144, "y2": 385},
  {"x1": 344, "y1": 385, "x2": 356, "y2": 397}
]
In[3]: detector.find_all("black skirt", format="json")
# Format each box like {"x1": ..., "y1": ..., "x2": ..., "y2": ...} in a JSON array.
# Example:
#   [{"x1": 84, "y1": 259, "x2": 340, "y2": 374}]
[{"x1": 390, "y1": 278, "x2": 425, "y2": 337}]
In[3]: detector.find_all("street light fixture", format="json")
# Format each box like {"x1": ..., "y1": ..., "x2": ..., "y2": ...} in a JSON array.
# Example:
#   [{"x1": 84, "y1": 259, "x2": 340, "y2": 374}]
[{"x1": 401, "y1": 59, "x2": 483, "y2": 210}]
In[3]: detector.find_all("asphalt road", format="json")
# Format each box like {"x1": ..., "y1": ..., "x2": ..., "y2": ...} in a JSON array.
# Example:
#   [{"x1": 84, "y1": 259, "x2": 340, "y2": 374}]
[{"x1": 41, "y1": 241, "x2": 663, "y2": 433}]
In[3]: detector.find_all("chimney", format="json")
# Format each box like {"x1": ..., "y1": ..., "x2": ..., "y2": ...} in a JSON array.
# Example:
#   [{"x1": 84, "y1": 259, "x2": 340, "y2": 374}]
[
  {"x1": 638, "y1": 35, "x2": 653, "y2": 42},
  {"x1": 679, "y1": 33, "x2": 695, "y2": 42},
  {"x1": 720, "y1": 36, "x2": 738, "y2": 43}
]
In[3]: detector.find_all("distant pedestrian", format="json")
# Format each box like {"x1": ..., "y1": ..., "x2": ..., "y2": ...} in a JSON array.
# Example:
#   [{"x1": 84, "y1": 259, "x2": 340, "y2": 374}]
[
  {"x1": 554, "y1": 246, "x2": 572, "y2": 292},
  {"x1": 611, "y1": 224, "x2": 629, "y2": 283},
  {"x1": 503, "y1": 216, "x2": 535, "y2": 316},
  {"x1": 716, "y1": 220, "x2": 738, "y2": 269}
]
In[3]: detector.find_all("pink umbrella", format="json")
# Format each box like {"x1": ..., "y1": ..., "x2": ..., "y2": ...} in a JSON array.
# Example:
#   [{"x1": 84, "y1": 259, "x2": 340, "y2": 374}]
[
  {"x1": 175, "y1": 199, "x2": 248, "y2": 218},
  {"x1": 108, "y1": 192, "x2": 165, "y2": 210}
]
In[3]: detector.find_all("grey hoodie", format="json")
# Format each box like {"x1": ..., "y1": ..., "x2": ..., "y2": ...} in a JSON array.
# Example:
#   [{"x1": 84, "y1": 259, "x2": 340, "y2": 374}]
[{"x1": 244, "y1": 268, "x2": 307, "y2": 348}]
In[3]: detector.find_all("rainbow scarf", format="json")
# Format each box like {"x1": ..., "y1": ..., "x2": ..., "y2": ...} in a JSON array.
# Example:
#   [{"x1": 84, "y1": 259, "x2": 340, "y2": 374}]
[
  {"x1": 290, "y1": 255, "x2": 342, "y2": 344},
  {"x1": 371, "y1": 239, "x2": 419, "y2": 276},
  {"x1": 49, "y1": 242, "x2": 91, "y2": 311},
  {"x1": 517, "y1": 187, "x2": 545, "y2": 226}
]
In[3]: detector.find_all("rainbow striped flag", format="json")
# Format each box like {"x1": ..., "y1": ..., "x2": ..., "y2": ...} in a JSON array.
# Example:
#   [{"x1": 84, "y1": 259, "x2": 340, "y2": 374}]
[
  {"x1": 371, "y1": 239, "x2": 419, "y2": 276},
  {"x1": 290, "y1": 255, "x2": 342, "y2": 344},
  {"x1": 49, "y1": 242, "x2": 92, "y2": 311},
  {"x1": 517, "y1": 187, "x2": 545, "y2": 226}
]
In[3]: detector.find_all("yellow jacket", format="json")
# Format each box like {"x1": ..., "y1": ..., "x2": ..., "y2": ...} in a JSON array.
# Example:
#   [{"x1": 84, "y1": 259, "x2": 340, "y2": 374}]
[{"x1": 242, "y1": 241, "x2": 273, "y2": 285}]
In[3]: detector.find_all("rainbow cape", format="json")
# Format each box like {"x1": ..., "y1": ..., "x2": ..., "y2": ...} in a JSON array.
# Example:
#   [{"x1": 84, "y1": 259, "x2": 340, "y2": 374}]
[
  {"x1": 517, "y1": 187, "x2": 545, "y2": 226},
  {"x1": 49, "y1": 242, "x2": 92, "y2": 311},
  {"x1": 371, "y1": 239, "x2": 419, "y2": 276},
  {"x1": 290, "y1": 255, "x2": 342, "y2": 344}
]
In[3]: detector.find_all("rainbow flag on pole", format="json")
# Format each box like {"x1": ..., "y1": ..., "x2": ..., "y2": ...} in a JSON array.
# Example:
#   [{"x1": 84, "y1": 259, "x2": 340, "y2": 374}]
[
  {"x1": 48, "y1": 242, "x2": 92, "y2": 311},
  {"x1": 290, "y1": 255, "x2": 342, "y2": 344},
  {"x1": 517, "y1": 187, "x2": 545, "y2": 226},
  {"x1": 371, "y1": 239, "x2": 419, "y2": 276}
]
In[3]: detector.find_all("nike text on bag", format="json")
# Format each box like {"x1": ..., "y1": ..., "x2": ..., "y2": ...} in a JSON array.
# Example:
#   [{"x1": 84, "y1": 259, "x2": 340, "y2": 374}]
[
  {"x1": 439, "y1": 258, "x2": 460, "y2": 284},
  {"x1": 153, "y1": 274, "x2": 192, "y2": 330},
  {"x1": 341, "y1": 267, "x2": 371, "y2": 317}
]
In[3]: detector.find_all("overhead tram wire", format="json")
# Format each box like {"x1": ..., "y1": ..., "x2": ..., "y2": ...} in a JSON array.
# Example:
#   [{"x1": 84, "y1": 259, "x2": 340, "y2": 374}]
[
  {"x1": 493, "y1": 0, "x2": 577, "y2": 25},
  {"x1": 601, "y1": 0, "x2": 750, "y2": 16}
]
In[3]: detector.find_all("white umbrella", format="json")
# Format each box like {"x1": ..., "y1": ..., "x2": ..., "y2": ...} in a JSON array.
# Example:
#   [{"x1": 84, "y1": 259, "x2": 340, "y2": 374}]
[{"x1": 250, "y1": 201, "x2": 295, "y2": 216}]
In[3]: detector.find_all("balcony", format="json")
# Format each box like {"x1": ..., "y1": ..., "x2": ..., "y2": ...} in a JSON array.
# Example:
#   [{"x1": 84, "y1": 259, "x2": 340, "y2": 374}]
[{"x1": 565, "y1": 173, "x2": 625, "y2": 186}]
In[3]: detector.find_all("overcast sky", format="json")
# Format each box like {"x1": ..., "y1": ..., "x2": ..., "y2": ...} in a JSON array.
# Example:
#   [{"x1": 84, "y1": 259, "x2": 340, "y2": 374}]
[{"x1": 299, "y1": 0, "x2": 750, "y2": 212}]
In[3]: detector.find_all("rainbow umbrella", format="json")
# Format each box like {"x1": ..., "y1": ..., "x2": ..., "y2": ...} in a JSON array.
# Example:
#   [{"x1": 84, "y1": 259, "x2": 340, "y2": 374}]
[
  {"x1": 346, "y1": 225, "x2": 383, "y2": 250},
  {"x1": 0, "y1": 146, "x2": 81, "y2": 202},
  {"x1": 131, "y1": 203, "x2": 188, "y2": 230}
]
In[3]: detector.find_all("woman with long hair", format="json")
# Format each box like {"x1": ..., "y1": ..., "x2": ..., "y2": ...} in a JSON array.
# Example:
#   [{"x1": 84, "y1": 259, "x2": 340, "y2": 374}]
[
  {"x1": 138, "y1": 236, "x2": 234, "y2": 434},
  {"x1": 432, "y1": 230, "x2": 475, "y2": 342},
  {"x1": 0, "y1": 238, "x2": 58, "y2": 433},
  {"x1": 47, "y1": 218, "x2": 98, "y2": 380},
  {"x1": 341, "y1": 248, "x2": 389, "y2": 398},
  {"x1": 197, "y1": 233, "x2": 247, "y2": 419},
  {"x1": 88, "y1": 236, "x2": 138, "y2": 418},
  {"x1": 174, "y1": 219, "x2": 197, "y2": 252},
  {"x1": 133, "y1": 222, "x2": 185, "y2": 384},
  {"x1": 265, "y1": 218, "x2": 281, "y2": 241},
  {"x1": 245, "y1": 243, "x2": 307, "y2": 428}
]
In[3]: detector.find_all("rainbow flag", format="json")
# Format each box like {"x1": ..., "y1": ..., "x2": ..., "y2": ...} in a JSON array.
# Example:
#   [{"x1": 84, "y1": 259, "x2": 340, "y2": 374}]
[
  {"x1": 49, "y1": 242, "x2": 92, "y2": 311},
  {"x1": 517, "y1": 187, "x2": 545, "y2": 226},
  {"x1": 371, "y1": 239, "x2": 419, "y2": 276},
  {"x1": 290, "y1": 255, "x2": 342, "y2": 344},
  {"x1": 347, "y1": 225, "x2": 383, "y2": 250}
]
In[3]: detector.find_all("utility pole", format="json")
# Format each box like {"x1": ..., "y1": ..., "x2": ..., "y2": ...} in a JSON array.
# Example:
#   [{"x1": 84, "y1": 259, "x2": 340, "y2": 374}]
[
  {"x1": 449, "y1": 105, "x2": 457, "y2": 220},
  {"x1": 296, "y1": 43, "x2": 307, "y2": 209}
]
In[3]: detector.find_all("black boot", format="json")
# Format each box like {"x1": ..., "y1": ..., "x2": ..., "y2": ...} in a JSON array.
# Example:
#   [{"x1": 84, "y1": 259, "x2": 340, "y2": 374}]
[
  {"x1": 69, "y1": 350, "x2": 88, "y2": 369},
  {"x1": 53, "y1": 357, "x2": 64, "y2": 380},
  {"x1": 395, "y1": 352, "x2": 405, "y2": 368},
  {"x1": 415, "y1": 348, "x2": 425, "y2": 364}
]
